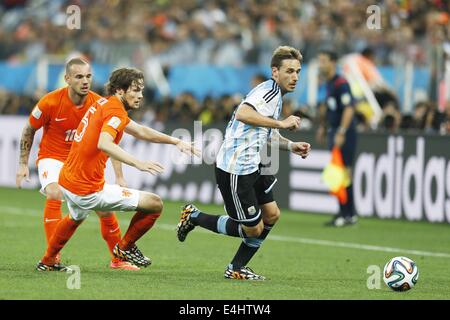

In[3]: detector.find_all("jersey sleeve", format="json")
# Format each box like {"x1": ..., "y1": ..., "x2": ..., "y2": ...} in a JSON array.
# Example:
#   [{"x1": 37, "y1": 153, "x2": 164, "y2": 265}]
[
  {"x1": 29, "y1": 96, "x2": 51, "y2": 129},
  {"x1": 337, "y1": 82, "x2": 355, "y2": 108},
  {"x1": 100, "y1": 104, "x2": 130, "y2": 140},
  {"x1": 243, "y1": 85, "x2": 279, "y2": 117}
]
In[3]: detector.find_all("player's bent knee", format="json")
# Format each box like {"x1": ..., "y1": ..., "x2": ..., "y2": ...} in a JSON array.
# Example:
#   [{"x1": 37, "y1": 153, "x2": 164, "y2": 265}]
[
  {"x1": 68, "y1": 214, "x2": 85, "y2": 224},
  {"x1": 243, "y1": 222, "x2": 264, "y2": 238},
  {"x1": 138, "y1": 192, "x2": 163, "y2": 214},
  {"x1": 45, "y1": 183, "x2": 63, "y2": 201},
  {"x1": 150, "y1": 194, "x2": 163, "y2": 213},
  {"x1": 96, "y1": 211, "x2": 114, "y2": 218},
  {"x1": 264, "y1": 207, "x2": 280, "y2": 225},
  {"x1": 247, "y1": 227, "x2": 263, "y2": 238}
]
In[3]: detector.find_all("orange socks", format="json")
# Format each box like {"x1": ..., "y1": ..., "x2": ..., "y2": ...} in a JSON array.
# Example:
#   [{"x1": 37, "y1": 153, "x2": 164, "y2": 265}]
[
  {"x1": 43, "y1": 199, "x2": 63, "y2": 244},
  {"x1": 99, "y1": 214, "x2": 122, "y2": 261},
  {"x1": 41, "y1": 215, "x2": 81, "y2": 265},
  {"x1": 119, "y1": 212, "x2": 161, "y2": 250},
  {"x1": 41, "y1": 211, "x2": 159, "y2": 264}
]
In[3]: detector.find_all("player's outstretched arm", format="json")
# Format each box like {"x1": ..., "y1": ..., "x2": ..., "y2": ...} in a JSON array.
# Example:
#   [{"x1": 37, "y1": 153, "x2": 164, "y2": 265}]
[
  {"x1": 269, "y1": 130, "x2": 311, "y2": 158},
  {"x1": 124, "y1": 120, "x2": 200, "y2": 157},
  {"x1": 98, "y1": 132, "x2": 164, "y2": 175},
  {"x1": 16, "y1": 122, "x2": 37, "y2": 188},
  {"x1": 236, "y1": 104, "x2": 301, "y2": 130}
]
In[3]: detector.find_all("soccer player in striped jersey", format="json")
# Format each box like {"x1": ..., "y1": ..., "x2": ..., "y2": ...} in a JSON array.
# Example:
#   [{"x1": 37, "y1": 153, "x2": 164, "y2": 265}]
[{"x1": 177, "y1": 46, "x2": 311, "y2": 280}]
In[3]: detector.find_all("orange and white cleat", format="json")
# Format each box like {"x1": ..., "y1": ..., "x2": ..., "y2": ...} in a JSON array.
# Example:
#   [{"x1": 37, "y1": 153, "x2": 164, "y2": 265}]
[
  {"x1": 113, "y1": 243, "x2": 151, "y2": 267},
  {"x1": 110, "y1": 259, "x2": 140, "y2": 271}
]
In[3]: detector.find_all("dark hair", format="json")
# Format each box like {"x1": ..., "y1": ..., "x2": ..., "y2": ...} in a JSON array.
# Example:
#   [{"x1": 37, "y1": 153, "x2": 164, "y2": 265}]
[
  {"x1": 319, "y1": 50, "x2": 338, "y2": 62},
  {"x1": 383, "y1": 114, "x2": 396, "y2": 130},
  {"x1": 361, "y1": 47, "x2": 374, "y2": 58},
  {"x1": 271, "y1": 46, "x2": 303, "y2": 69},
  {"x1": 105, "y1": 68, "x2": 144, "y2": 95},
  {"x1": 65, "y1": 58, "x2": 90, "y2": 75}
]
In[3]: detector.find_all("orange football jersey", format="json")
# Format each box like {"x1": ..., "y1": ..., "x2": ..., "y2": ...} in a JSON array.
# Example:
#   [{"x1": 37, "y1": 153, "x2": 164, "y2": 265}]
[
  {"x1": 59, "y1": 96, "x2": 130, "y2": 195},
  {"x1": 29, "y1": 87, "x2": 102, "y2": 163}
]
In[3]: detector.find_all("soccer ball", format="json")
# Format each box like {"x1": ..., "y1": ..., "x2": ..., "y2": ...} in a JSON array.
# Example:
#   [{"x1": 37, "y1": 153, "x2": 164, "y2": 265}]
[{"x1": 383, "y1": 256, "x2": 419, "y2": 291}]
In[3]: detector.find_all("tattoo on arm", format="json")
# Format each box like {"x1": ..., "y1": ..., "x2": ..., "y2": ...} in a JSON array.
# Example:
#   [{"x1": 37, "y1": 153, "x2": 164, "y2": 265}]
[{"x1": 19, "y1": 124, "x2": 36, "y2": 165}]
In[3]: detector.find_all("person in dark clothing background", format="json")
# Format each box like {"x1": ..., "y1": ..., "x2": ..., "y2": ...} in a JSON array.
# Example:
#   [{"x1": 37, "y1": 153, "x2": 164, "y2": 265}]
[{"x1": 316, "y1": 50, "x2": 358, "y2": 227}]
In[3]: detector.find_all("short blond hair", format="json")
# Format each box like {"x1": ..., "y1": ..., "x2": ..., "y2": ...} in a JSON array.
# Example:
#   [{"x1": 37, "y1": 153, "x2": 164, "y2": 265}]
[{"x1": 271, "y1": 46, "x2": 303, "y2": 69}]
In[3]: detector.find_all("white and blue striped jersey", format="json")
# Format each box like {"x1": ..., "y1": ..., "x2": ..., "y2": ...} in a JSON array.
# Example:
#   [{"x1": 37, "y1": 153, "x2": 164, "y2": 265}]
[{"x1": 216, "y1": 78, "x2": 282, "y2": 175}]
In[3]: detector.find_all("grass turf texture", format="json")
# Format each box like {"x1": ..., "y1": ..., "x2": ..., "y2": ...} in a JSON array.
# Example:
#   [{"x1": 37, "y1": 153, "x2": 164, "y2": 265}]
[{"x1": 1, "y1": 186, "x2": 449, "y2": 300}]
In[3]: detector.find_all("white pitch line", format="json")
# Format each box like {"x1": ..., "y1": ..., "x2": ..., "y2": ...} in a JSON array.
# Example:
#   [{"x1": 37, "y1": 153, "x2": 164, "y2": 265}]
[
  {"x1": 2, "y1": 205, "x2": 450, "y2": 259},
  {"x1": 267, "y1": 235, "x2": 450, "y2": 258}
]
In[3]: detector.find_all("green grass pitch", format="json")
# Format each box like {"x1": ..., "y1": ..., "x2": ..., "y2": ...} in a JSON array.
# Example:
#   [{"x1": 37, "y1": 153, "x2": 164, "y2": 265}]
[{"x1": 1, "y1": 186, "x2": 450, "y2": 300}]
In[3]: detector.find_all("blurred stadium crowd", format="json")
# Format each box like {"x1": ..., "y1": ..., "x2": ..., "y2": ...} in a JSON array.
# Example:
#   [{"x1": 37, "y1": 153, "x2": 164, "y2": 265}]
[{"x1": 0, "y1": 0, "x2": 449, "y2": 134}]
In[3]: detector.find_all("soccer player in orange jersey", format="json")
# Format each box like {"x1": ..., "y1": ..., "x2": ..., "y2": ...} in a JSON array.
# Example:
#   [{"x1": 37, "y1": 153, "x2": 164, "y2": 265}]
[
  {"x1": 36, "y1": 67, "x2": 200, "y2": 271},
  {"x1": 16, "y1": 58, "x2": 138, "y2": 271}
]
